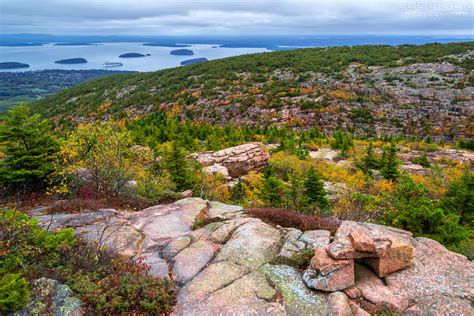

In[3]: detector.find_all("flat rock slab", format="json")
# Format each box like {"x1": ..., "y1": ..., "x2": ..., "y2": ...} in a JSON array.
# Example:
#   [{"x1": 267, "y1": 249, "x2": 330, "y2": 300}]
[
  {"x1": 214, "y1": 219, "x2": 281, "y2": 269},
  {"x1": 385, "y1": 237, "x2": 474, "y2": 315},
  {"x1": 126, "y1": 198, "x2": 208, "y2": 247},
  {"x1": 261, "y1": 264, "x2": 327, "y2": 315},
  {"x1": 176, "y1": 271, "x2": 281, "y2": 315},
  {"x1": 172, "y1": 239, "x2": 219, "y2": 285}
]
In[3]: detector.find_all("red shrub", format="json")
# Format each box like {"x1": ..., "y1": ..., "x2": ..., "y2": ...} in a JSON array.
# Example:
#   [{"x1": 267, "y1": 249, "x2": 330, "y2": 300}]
[{"x1": 246, "y1": 207, "x2": 341, "y2": 234}]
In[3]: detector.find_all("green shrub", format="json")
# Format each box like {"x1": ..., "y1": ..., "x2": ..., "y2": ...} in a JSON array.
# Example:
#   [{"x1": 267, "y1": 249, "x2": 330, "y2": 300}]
[
  {"x1": 0, "y1": 210, "x2": 177, "y2": 314},
  {"x1": 0, "y1": 273, "x2": 30, "y2": 313}
]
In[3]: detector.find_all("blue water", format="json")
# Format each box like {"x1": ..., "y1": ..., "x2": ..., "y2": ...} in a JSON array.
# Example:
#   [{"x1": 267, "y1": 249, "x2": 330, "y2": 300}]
[{"x1": 0, "y1": 35, "x2": 472, "y2": 72}]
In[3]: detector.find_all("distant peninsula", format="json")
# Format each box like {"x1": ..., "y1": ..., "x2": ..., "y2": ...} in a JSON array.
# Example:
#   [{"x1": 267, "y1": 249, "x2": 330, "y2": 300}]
[
  {"x1": 170, "y1": 49, "x2": 194, "y2": 56},
  {"x1": 119, "y1": 53, "x2": 146, "y2": 58},
  {"x1": 54, "y1": 42, "x2": 96, "y2": 46},
  {"x1": 180, "y1": 58, "x2": 208, "y2": 66},
  {"x1": 0, "y1": 62, "x2": 30, "y2": 70},
  {"x1": 143, "y1": 43, "x2": 191, "y2": 48},
  {"x1": 54, "y1": 58, "x2": 88, "y2": 64}
]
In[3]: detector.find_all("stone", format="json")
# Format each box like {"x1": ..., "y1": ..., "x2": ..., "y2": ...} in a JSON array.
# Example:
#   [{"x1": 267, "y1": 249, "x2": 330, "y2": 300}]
[
  {"x1": 176, "y1": 271, "x2": 281, "y2": 315},
  {"x1": 172, "y1": 239, "x2": 219, "y2": 285},
  {"x1": 349, "y1": 302, "x2": 370, "y2": 316},
  {"x1": 161, "y1": 236, "x2": 191, "y2": 260},
  {"x1": 126, "y1": 198, "x2": 208, "y2": 247},
  {"x1": 13, "y1": 278, "x2": 82, "y2": 316},
  {"x1": 343, "y1": 286, "x2": 361, "y2": 299},
  {"x1": 303, "y1": 260, "x2": 354, "y2": 292},
  {"x1": 278, "y1": 228, "x2": 306, "y2": 258},
  {"x1": 299, "y1": 230, "x2": 331, "y2": 248},
  {"x1": 311, "y1": 247, "x2": 352, "y2": 276},
  {"x1": 208, "y1": 217, "x2": 254, "y2": 243},
  {"x1": 75, "y1": 220, "x2": 142, "y2": 257},
  {"x1": 384, "y1": 237, "x2": 474, "y2": 315},
  {"x1": 325, "y1": 292, "x2": 352, "y2": 316},
  {"x1": 323, "y1": 181, "x2": 349, "y2": 200},
  {"x1": 309, "y1": 148, "x2": 338, "y2": 161},
  {"x1": 354, "y1": 264, "x2": 410, "y2": 313},
  {"x1": 140, "y1": 251, "x2": 169, "y2": 278},
  {"x1": 214, "y1": 219, "x2": 281, "y2": 269},
  {"x1": 349, "y1": 227, "x2": 376, "y2": 253},
  {"x1": 194, "y1": 143, "x2": 270, "y2": 177},
  {"x1": 260, "y1": 264, "x2": 328, "y2": 315},
  {"x1": 178, "y1": 261, "x2": 249, "y2": 305},
  {"x1": 203, "y1": 163, "x2": 230, "y2": 178},
  {"x1": 179, "y1": 189, "x2": 193, "y2": 198},
  {"x1": 326, "y1": 221, "x2": 415, "y2": 277},
  {"x1": 207, "y1": 201, "x2": 244, "y2": 220}
]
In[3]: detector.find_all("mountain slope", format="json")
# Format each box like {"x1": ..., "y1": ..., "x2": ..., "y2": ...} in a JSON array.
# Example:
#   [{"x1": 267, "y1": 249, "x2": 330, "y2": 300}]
[{"x1": 32, "y1": 42, "x2": 474, "y2": 139}]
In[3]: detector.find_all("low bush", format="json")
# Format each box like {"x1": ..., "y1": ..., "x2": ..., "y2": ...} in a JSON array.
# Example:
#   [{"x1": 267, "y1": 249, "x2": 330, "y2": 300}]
[
  {"x1": 0, "y1": 210, "x2": 176, "y2": 314},
  {"x1": 272, "y1": 249, "x2": 315, "y2": 270},
  {"x1": 246, "y1": 207, "x2": 340, "y2": 234}
]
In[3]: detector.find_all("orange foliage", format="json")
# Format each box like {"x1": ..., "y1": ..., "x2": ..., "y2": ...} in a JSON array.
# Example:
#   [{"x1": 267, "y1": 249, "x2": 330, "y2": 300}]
[{"x1": 327, "y1": 89, "x2": 355, "y2": 101}]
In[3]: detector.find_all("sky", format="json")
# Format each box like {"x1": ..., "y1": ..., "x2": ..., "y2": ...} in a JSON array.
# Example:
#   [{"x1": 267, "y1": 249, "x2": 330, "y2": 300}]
[{"x1": 1, "y1": 0, "x2": 473, "y2": 36}]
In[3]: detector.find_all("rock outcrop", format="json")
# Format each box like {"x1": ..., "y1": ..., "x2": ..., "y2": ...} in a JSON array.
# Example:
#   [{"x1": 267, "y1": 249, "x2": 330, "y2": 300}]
[
  {"x1": 13, "y1": 278, "x2": 82, "y2": 316},
  {"x1": 193, "y1": 142, "x2": 270, "y2": 178},
  {"x1": 31, "y1": 198, "x2": 474, "y2": 315}
]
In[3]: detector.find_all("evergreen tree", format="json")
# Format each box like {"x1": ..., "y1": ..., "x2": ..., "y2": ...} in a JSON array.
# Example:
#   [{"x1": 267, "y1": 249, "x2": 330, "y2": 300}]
[
  {"x1": 381, "y1": 142, "x2": 399, "y2": 181},
  {"x1": 231, "y1": 179, "x2": 246, "y2": 204},
  {"x1": 0, "y1": 104, "x2": 59, "y2": 189},
  {"x1": 362, "y1": 142, "x2": 379, "y2": 174},
  {"x1": 303, "y1": 166, "x2": 329, "y2": 213},
  {"x1": 260, "y1": 172, "x2": 287, "y2": 207},
  {"x1": 331, "y1": 129, "x2": 354, "y2": 157},
  {"x1": 165, "y1": 140, "x2": 189, "y2": 191}
]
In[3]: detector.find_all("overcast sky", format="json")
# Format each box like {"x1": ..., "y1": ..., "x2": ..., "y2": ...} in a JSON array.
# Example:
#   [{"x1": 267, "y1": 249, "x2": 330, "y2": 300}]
[{"x1": 1, "y1": 0, "x2": 473, "y2": 36}]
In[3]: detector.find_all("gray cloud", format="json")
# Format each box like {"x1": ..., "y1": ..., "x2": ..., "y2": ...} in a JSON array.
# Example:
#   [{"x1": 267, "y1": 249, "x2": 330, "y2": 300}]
[{"x1": 1, "y1": 0, "x2": 473, "y2": 35}]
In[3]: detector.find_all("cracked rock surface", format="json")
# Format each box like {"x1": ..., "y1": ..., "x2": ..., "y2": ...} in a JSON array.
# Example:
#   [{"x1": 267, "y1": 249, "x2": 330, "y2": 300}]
[{"x1": 32, "y1": 198, "x2": 474, "y2": 315}]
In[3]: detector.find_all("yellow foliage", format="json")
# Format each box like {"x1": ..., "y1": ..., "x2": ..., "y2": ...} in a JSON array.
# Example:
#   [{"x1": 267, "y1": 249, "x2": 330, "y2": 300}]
[
  {"x1": 269, "y1": 151, "x2": 310, "y2": 178},
  {"x1": 98, "y1": 100, "x2": 112, "y2": 112},
  {"x1": 314, "y1": 161, "x2": 366, "y2": 190},
  {"x1": 242, "y1": 171, "x2": 264, "y2": 207},
  {"x1": 327, "y1": 89, "x2": 355, "y2": 101}
]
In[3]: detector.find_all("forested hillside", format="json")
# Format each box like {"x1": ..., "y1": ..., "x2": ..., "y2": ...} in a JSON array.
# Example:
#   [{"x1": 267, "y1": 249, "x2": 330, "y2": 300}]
[{"x1": 32, "y1": 42, "x2": 473, "y2": 140}]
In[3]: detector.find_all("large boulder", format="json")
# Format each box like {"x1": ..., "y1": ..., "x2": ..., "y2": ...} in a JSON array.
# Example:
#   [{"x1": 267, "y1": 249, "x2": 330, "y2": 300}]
[
  {"x1": 193, "y1": 142, "x2": 270, "y2": 177},
  {"x1": 384, "y1": 237, "x2": 474, "y2": 315},
  {"x1": 326, "y1": 221, "x2": 415, "y2": 277}
]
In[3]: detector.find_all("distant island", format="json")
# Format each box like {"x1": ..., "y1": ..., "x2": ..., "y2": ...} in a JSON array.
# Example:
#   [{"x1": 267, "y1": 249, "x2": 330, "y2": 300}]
[
  {"x1": 54, "y1": 42, "x2": 96, "y2": 46},
  {"x1": 54, "y1": 58, "x2": 88, "y2": 64},
  {"x1": 180, "y1": 58, "x2": 208, "y2": 66},
  {"x1": 170, "y1": 49, "x2": 194, "y2": 56},
  {"x1": 0, "y1": 62, "x2": 30, "y2": 69},
  {"x1": 119, "y1": 53, "x2": 147, "y2": 58},
  {"x1": 143, "y1": 43, "x2": 191, "y2": 47}
]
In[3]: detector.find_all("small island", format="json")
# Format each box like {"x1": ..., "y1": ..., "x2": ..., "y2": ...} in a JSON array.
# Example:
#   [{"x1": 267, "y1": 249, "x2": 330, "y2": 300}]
[
  {"x1": 170, "y1": 49, "x2": 194, "y2": 56},
  {"x1": 119, "y1": 53, "x2": 146, "y2": 58},
  {"x1": 54, "y1": 58, "x2": 88, "y2": 64},
  {"x1": 0, "y1": 62, "x2": 30, "y2": 69},
  {"x1": 180, "y1": 58, "x2": 208, "y2": 66}
]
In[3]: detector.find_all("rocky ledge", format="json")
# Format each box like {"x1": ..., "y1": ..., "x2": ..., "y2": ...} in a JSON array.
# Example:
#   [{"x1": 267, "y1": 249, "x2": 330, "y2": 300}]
[{"x1": 32, "y1": 198, "x2": 473, "y2": 315}]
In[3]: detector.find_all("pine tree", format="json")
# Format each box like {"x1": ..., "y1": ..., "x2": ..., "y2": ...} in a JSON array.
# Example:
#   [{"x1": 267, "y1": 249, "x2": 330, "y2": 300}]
[
  {"x1": 260, "y1": 172, "x2": 287, "y2": 207},
  {"x1": 0, "y1": 104, "x2": 59, "y2": 189},
  {"x1": 231, "y1": 179, "x2": 246, "y2": 204},
  {"x1": 362, "y1": 142, "x2": 379, "y2": 173},
  {"x1": 381, "y1": 142, "x2": 399, "y2": 181},
  {"x1": 303, "y1": 166, "x2": 329, "y2": 213},
  {"x1": 165, "y1": 140, "x2": 189, "y2": 191}
]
